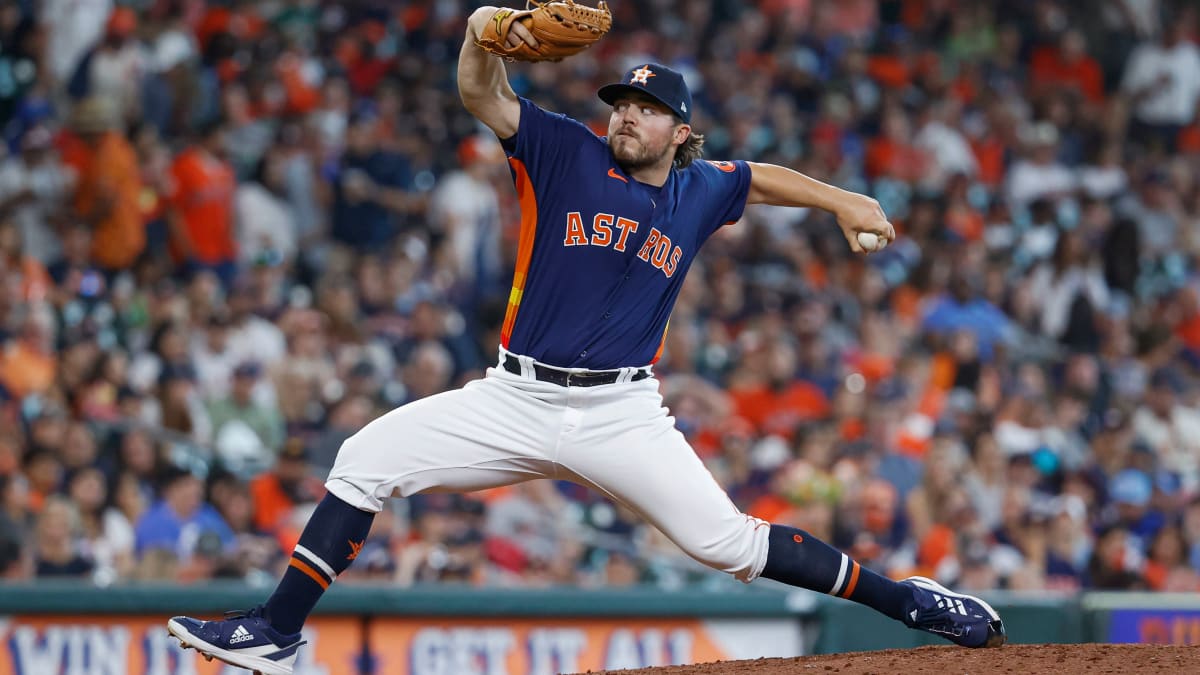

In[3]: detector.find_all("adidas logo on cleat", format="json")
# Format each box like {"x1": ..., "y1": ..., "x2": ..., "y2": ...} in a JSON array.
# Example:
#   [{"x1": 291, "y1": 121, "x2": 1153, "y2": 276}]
[
  {"x1": 932, "y1": 593, "x2": 971, "y2": 616},
  {"x1": 229, "y1": 625, "x2": 256, "y2": 645}
]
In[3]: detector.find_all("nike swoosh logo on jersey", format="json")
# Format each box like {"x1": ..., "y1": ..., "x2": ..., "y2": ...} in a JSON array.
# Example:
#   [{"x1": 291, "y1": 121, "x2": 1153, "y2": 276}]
[{"x1": 607, "y1": 167, "x2": 628, "y2": 183}]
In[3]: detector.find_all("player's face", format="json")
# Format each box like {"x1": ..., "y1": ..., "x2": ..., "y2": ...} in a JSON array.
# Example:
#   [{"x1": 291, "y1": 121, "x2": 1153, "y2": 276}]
[{"x1": 609, "y1": 96, "x2": 686, "y2": 170}]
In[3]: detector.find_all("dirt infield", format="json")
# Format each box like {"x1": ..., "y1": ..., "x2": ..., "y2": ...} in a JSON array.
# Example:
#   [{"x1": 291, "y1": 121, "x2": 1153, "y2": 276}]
[{"x1": 581, "y1": 643, "x2": 1200, "y2": 674}]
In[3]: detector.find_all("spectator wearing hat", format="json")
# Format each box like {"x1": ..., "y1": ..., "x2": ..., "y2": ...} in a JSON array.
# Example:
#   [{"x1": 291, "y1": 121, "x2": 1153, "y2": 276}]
[
  {"x1": 1006, "y1": 120, "x2": 1077, "y2": 212},
  {"x1": 0, "y1": 124, "x2": 71, "y2": 265},
  {"x1": 167, "y1": 119, "x2": 237, "y2": 287},
  {"x1": 1132, "y1": 369, "x2": 1200, "y2": 492},
  {"x1": 250, "y1": 438, "x2": 324, "y2": 552},
  {"x1": 1105, "y1": 468, "x2": 1166, "y2": 556},
  {"x1": 152, "y1": 362, "x2": 211, "y2": 445},
  {"x1": 329, "y1": 109, "x2": 424, "y2": 253},
  {"x1": 207, "y1": 361, "x2": 284, "y2": 456},
  {"x1": 69, "y1": 6, "x2": 148, "y2": 125},
  {"x1": 59, "y1": 95, "x2": 145, "y2": 272},
  {"x1": 429, "y1": 134, "x2": 506, "y2": 301}
]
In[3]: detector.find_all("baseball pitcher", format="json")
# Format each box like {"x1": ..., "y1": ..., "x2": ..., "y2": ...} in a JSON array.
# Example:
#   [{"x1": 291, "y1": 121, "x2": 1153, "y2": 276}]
[{"x1": 167, "y1": 4, "x2": 1005, "y2": 672}]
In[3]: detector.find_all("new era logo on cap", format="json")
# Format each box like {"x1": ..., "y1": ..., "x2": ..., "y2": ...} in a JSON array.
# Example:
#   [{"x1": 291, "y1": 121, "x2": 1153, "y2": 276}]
[{"x1": 598, "y1": 62, "x2": 693, "y2": 123}]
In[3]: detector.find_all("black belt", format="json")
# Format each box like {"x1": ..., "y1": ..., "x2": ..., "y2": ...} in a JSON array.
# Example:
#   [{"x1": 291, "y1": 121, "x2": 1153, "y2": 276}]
[{"x1": 502, "y1": 354, "x2": 650, "y2": 387}]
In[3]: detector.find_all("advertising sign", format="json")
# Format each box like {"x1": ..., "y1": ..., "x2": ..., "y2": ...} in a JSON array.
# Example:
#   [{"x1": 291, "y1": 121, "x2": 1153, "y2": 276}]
[{"x1": 0, "y1": 615, "x2": 801, "y2": 675}]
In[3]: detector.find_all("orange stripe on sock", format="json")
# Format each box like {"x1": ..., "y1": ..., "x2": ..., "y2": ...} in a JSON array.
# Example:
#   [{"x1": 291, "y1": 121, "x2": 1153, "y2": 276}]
[
  {"x1": 840, "y1": 561, "x2": 861, "y2": 599},
  {"x1": 289, "y1": 558, "x2": 330, "y2": 589}
]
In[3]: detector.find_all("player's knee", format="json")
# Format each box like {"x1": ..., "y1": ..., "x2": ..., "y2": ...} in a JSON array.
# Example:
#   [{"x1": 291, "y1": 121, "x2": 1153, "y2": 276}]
[{"x1": 682, "y1": 517, "x2": 770, "y2": 582}]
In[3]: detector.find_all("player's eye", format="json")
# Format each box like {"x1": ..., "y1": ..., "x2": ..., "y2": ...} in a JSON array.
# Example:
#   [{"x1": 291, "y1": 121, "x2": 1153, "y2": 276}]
[{"x1": 641, "y1": 106, "x2": 655, "y2": 116}]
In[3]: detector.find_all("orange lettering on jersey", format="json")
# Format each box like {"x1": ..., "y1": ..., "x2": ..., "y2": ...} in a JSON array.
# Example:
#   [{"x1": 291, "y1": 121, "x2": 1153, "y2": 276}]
[
  {"x1": 651, "y1": 235, "x2": 672, "y2": 268},
  {"x1": 564, "y1": 211, "x2": 588, "y2": 246},
  {"x1": 664, "y1": 246, "x2": 682, "y2": 277},
  {"x1": 706, "y1": 160, "x2": 736, "y2": 172},
  {"x1": 591, "y1": 213, "x2": 614, "y2": 247},
  {"x1": 613, "y1": 217, "x2": 639, "y2": 252},
  {"x1": 637, "y1": 228, "x2": 661, "y2": 261}
]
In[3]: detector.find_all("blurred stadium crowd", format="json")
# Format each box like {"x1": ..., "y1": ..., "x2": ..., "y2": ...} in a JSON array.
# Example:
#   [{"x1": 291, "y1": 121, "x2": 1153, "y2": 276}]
[{"x1": 1, "y1": 0, "x2": 1200, "y2": 595}]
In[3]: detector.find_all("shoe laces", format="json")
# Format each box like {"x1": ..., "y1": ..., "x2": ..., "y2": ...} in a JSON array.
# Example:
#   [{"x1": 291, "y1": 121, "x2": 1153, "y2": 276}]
[{"x1": 224, "y1": 605, "x2": 267, "y2": 621}]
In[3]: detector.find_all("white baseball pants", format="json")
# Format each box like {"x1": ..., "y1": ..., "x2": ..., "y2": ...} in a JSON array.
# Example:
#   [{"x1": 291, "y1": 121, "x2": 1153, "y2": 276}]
[{"x1": 325, "y1": 350, "x2": 771, "y2": 581}]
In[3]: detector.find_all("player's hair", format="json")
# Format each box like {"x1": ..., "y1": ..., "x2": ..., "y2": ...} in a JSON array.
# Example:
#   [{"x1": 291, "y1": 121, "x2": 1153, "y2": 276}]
[{"x1": 673, "y1": 129, "x2": 705, "y2": 169}]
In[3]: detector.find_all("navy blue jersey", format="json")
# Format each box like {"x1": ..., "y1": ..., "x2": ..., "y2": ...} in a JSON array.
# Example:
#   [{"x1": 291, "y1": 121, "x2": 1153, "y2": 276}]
[{"x1": 498, "y1": 97, "x2": 751, "y2": 369}]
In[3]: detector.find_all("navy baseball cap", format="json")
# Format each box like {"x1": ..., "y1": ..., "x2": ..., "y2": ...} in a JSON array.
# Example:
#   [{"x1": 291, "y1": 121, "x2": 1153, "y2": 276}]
[{"x1": 598, "y1": 63, "x2": 693, "y2": 123}]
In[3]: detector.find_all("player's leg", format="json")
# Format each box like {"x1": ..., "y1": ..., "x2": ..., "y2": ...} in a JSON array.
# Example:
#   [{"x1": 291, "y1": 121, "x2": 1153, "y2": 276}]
[
  {"x1": 558, "y1": 379, "x2": 1004, "y2": 648},
  {"x1": 167, "y1": 372, "x2": 560, "y2": 673}
]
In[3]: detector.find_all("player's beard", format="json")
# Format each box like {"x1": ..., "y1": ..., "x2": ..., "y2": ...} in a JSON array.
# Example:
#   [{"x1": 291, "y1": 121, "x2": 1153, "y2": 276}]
[{"x1": 611, "y1": 130, "x2": 673, "y2": 172}]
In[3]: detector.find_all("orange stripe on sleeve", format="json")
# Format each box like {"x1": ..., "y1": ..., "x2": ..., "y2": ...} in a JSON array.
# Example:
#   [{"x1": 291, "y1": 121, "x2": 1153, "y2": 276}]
[
  {"x1": 839, "y1": 561, "x2": 861, "y2": 599},
  {"x1": 289, "y1": 557, "x2": 331, "y2": 589},
  {"x1": 500, "y1": 157, "x2": 539, "y2": 347},
  {"x1": 649, "y1": 320, "x2": 670, "y2": 364}
]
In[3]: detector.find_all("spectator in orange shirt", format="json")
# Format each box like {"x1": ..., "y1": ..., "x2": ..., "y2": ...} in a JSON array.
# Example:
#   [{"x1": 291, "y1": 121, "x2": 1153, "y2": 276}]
[
  {"x1": 249, "y1": 438, "x2": 323, "y2": 552},
  {"x1": 865, "y1": 104, "x2": 930, "y2": 183},
  {"x1": 729, "y1": 341, "x2": 831, "y2": 440},
  {"x1": 0, "y1": 305, "x2": 56, "y2": 400},
  {"x1": 62, "y1": 97, "x2": 145, "y2": 273},
  {"x1": 1029, "y1": 29, "x2": 1105, "y2": 104},
  {"x1": 167, "y1": 120, "x2": 238, "y2": 286},
  {"x1": 0, "y1": 218, "x2": 52, "y2": 304}
]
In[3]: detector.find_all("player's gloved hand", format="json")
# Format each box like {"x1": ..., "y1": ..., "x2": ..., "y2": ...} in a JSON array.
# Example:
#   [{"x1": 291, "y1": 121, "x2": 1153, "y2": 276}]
[
  {"x1": 472, "y1": 1, "x2": 612, "y2": 62},
  {"x1": 469, "y1": 6, "x2": 541, "y2": 52},
  {"x1": 834, "y1": 193, "x2": 896, "y2": 254}
]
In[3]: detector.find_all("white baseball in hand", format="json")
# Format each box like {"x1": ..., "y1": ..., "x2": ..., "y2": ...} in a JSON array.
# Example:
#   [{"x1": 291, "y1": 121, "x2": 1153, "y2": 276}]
[{"x1": 857, "y1": 232, "x2": 887, "y2": 252}]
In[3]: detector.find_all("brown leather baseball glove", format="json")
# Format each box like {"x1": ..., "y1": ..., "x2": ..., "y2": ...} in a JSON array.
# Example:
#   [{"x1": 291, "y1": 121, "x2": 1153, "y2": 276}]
[{"x1": 475, "y1": 1, "x2": 612, "y2": 62}]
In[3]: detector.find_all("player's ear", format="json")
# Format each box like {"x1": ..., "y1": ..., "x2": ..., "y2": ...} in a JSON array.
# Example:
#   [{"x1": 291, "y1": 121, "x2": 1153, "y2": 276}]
[{"x1": 674, "y1": 123, "x2": 691, "y2": 146}]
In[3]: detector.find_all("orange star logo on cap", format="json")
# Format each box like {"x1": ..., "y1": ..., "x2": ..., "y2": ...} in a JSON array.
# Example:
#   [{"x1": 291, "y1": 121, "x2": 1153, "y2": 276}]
[{"x1": 630, "y1": 65, "x2": 655, "y2": 85}]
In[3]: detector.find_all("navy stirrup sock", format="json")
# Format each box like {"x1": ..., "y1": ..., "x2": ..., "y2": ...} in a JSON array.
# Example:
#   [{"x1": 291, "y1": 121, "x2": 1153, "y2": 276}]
[
  {"x1": 761, "y1": 524, "x2": 911, "y2": 622},
  {"x1": 264, "y1": 493, "x2": 375, "y2": 634}
]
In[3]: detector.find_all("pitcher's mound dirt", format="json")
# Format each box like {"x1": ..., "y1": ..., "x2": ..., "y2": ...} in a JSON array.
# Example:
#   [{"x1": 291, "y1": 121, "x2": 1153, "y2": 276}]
[{"x1": 581, "y1": 643, "x2": 1199, "y2": 674}]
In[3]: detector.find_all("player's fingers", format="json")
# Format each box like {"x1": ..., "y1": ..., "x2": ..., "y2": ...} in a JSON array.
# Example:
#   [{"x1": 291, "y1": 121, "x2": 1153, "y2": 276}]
[
  {"x1": 509, "y1": 21, "x2": 539, "y2": 49},
  {"x1": 844, "y1": 230, "x2": 863, "y2": 253},
  {"x1": 886, "y1": 222, "x2": 896, "y2": 241}
]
